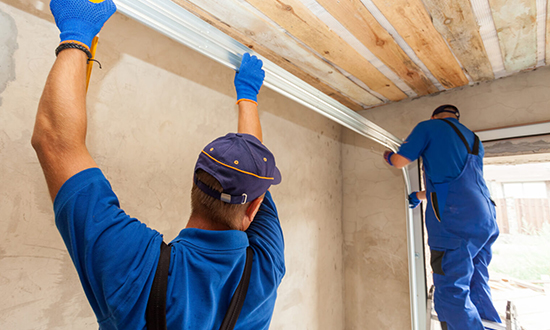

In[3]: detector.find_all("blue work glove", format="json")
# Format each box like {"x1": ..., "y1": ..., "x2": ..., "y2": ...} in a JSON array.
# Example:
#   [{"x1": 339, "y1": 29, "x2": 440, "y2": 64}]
[
  {"x1": 234, "y1": 53, "x2": 265, "y2": 104},
  {"x1": 50, "y1": 0, "x2": 117, "y2": 49},
  {"x1": 383, "y1": 150, "x2": 395, "y2": 166},
  {"x1": 408, "y1": 191, "x2": 421, "y2": 209}
]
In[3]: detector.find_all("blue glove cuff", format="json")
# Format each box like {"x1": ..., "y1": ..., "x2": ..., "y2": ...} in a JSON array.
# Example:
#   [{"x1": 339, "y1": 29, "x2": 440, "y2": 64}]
[
  {"x1": 236, "y1": 87, "x2": 259, "y2": 103},
  {"x1": 384, "y1": 151, "x2": 395, "y2": 166}
]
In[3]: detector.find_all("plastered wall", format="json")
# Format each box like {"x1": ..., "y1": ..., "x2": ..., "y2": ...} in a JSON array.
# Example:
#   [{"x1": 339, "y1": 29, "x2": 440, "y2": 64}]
[
  {"x1": 0, "y1": 2, "x2": 344, "y2": 329},
  {"x1": 342, "y1": 65, "x2": 550, "y2": 329},
  {"x1": 361, "y1": 65, "x2": 550, "y2": 137}
]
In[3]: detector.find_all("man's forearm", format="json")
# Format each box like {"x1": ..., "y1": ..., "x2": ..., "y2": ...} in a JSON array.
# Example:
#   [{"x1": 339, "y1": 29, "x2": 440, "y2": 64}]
[
  {"x1": 34, "y1": 49, "x2": 88, "y2": 143},
  {"x1": 416, "y1": 191, "x2": 427, "y2": 200},
  {"x1": 233, "y1": 53, "x2": 264, "y2": 142},
  {"x1": 390, "y1": 153, "x2": 412, "y2": 169},
  {"x1": 32, "y1": 49, "x2": 96, "y2": 200},
  {"x1": 237, "y1": 101, "x2": 262, "y2": 143}
]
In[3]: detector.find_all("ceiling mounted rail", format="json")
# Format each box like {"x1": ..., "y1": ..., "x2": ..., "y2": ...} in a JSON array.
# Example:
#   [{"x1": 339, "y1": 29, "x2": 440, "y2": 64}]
[
  {"x1": 114, "y1": 1, "x2": 423, "y2": 330},
  {"x1": 114, "y1": 0, "x2": 402, "y2": 151}
]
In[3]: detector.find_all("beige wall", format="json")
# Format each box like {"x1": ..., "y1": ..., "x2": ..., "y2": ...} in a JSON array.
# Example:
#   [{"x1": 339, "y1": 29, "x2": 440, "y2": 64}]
[
  {"x1": 342, "y1": 65, "x2": 550, "y2": 329},
  {"x1": 341, "y1": 133, "x2": 412, "y2": 330},
  {"x1": 362, "y1": 65, "x2": 550, "y2": 137},
  {"x1": 0, "y1": 2, "x2": 344, "y2": 329}
]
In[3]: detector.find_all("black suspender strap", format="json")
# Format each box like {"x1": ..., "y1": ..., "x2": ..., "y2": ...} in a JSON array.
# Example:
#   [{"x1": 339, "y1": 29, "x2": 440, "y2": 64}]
[
  {"x1": 219, "y1": 247, "x2": 254, "y2": 330},
  {"x1": 472, "y1": 134, "x2": 480, "y2": 155},
  {"x1": 440, "y1": 119, "x2": 480, "y2": 155},
  {"x1": 147, "y1": 241, "x2": 172, "y2": 330},
  {"x1": 146, "y1": 243, "x2": 254, "y2": 330},
  {"x1": 440, "y1": 119, "x2": 471, "y2": 154}
]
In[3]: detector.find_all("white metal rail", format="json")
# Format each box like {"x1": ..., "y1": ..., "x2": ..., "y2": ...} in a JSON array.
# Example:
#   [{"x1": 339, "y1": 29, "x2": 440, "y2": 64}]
[{"x1": 114, "y1": 1, "x2": 426, "y2": 329}]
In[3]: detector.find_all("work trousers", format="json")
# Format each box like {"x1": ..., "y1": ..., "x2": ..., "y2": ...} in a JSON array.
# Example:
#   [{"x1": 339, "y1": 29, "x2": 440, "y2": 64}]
[{"x1": 431, "y1": 232, "x2": 501, "y2": 330}]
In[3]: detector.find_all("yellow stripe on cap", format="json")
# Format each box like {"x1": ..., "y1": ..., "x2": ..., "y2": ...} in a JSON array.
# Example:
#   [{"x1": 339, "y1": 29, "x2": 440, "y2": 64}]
[{"x1": 201, "y1": 150, "x2": 274, "y2": 180}]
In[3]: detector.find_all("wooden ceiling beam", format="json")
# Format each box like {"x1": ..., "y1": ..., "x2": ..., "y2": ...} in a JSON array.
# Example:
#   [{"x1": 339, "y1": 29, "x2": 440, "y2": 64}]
[
  {"x1": 171, "y1": 0, "x2": 383, "y2": 110},
  {"x1": 316, "y1": 0, "x2": 438, "y2": 96},
  {"x1": 243, "y1": 0, "x2": 408, "y2": 102},
  {"x1": 422, "y1": 0, "x2": 494, "y2": 81},
  {"x1": 488, "y1": 0, "x2": 537, "y2": 72},
  {"x1": 370, "y1": 0, "x2": 469, "y2": 89}
]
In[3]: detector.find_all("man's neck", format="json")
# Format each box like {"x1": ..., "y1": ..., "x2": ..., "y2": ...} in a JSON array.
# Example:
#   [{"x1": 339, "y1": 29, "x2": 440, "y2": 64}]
[
  {"x1": 435, "y1": 114, "x2": 458, "y2": 120},
  {"x1": 186, "y1": 213, "x2": 233, "y2": 231}
]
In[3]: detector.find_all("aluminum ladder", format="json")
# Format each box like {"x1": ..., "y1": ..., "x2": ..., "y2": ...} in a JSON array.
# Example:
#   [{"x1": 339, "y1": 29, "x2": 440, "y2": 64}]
[{"x1": 426, "y1": 285, "x2": 521, "y2": 330}]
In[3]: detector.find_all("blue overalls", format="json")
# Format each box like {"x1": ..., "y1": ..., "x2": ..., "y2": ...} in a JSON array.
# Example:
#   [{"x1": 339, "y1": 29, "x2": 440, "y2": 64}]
[{"x1": 425, "y1": 119, "x2": 501, "y2": 330}]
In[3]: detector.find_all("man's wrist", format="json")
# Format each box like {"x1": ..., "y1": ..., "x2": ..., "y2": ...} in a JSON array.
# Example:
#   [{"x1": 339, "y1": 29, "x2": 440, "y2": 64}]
[
  {"x1": 55, "y1": 47, "x2": 89, "y2": 65},
  {"x1": 56, "y1": 41, "x2": 92, "y2": 60},
  {"x1": 236, "y1": 99, "x2": 258, "y2": 106}
]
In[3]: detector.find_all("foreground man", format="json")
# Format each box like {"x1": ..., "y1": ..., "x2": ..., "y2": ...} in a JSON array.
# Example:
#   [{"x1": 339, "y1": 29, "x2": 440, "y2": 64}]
[
  {"x1": 32, "y1": 0, "x2": 284, "y2": 328},
  {"x1": 383, "y1": 105, "x2": 501, "y2": 330}
]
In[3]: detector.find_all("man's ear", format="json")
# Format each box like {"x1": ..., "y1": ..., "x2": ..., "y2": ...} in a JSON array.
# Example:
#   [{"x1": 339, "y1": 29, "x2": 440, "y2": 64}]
[{"x1": 241, "y1": 195, "x2": 264, "y2": 230}]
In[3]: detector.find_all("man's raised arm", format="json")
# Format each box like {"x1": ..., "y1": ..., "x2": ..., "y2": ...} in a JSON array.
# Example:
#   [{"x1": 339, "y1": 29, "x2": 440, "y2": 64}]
[
  {"x1": 31, "y1": 0, "x2": 116, "y2": 201},
  {"x1": 234, "y1": 53, "x2": 265, "y2": 142}
]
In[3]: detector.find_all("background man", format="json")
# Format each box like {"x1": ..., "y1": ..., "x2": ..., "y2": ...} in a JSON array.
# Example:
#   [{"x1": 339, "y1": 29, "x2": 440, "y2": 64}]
[
  {"x1": 31, "y1": 0, "x2": 284, "y2": 328},
  {"x1": 383, "y1": 105, "x2": 501, "y2": 330}
]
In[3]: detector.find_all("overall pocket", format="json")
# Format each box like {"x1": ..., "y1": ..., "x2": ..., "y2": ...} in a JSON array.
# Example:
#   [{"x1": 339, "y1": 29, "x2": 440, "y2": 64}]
[
  {"x1": 430, "y1": 249, "x2": 445, "y2": 275},
  {"x1": 430, "y1": 182, "x2": 450, "y2": 223},
  {"x1": 431, "y1": 192, "x2": 442, "y2": 222},
  {"x1": 428, "y1": 236, "x2": 463, "y2": 277}
]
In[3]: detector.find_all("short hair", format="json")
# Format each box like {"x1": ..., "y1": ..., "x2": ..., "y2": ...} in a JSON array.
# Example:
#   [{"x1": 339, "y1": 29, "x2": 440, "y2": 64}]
[{"x1": 191, "y1": 169, "x2": 251, "y2": 230}]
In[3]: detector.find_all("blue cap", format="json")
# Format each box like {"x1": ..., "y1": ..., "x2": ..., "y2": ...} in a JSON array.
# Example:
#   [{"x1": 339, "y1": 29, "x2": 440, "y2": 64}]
[
  {"x1": 193, "y1": 133, "x2": 281, "y2": 204},
  {"x1": 432, "y1": 104, "x2": 460, "y2": 120}
]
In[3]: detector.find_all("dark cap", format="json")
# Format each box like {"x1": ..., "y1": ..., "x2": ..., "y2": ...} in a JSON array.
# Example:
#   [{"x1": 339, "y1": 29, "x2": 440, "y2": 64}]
[
  {"x1": 432, "y1": 104, "x2": 460, "y2": 120},
  {"x1": 193, "y1": 133, "x2": 281, "y2": 204}
]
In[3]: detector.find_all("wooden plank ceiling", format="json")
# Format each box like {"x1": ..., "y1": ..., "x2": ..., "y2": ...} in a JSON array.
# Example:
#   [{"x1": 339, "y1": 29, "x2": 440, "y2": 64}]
[{"x1": 172, "y1": 0, "x2": 545, "y2": 111}]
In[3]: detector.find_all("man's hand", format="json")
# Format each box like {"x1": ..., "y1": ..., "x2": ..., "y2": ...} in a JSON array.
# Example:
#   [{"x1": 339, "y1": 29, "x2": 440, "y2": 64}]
[
  {"x1": 235, "y1": 53, "x2": 265, "y2": 142},
  {"x1": 234, "y1": 53, "x2": 265, "y2": 105},
  {"x1": 383, "y1": 150, "x2": 395, "y2": 166},
  {"x1": 408, "y1": 192, "x2": 421, "y2": 209},
  {"x1": 50, "y1": 0, "x2": 116, "y2": 49},
  {"x1": 408, "y1": 191, "x2": 426, "y2": 209}
]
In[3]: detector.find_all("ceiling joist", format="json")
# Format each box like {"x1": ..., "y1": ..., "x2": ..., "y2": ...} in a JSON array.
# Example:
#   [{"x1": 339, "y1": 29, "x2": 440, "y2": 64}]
[
  {"x1": 173, "y1": 0, "x2": 383, "y2": 109},
  {"x1": 165, "y1": 0, "x2": 546, "y2": 112},
  {"x1": 422, "y1": 0, "x2": 494, "y2": 81},
  {"x1": 243, "y1": 0, "x2": 408, "y2": 101},
  {"x1": 315, "y1": 0, "x2": 438, "y2": 96},
  {"x1": 489, "y1": 0, "x2": 537, "y2": 72},
  {"x1": 369, "y1": 0, "x2": 470, "y2": 89}
]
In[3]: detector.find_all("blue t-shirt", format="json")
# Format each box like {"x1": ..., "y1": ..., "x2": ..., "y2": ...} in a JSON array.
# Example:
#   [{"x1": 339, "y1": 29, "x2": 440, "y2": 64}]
[
  {"x1": 397, "y1": 118, "x2": 484, "y2": 184},
  {"x1": 54, "y1": 168, "x2": 285, "y2": 329}
]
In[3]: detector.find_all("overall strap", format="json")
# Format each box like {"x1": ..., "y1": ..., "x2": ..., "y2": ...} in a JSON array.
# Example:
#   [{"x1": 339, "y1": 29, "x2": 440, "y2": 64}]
[
  {"x1": 472, "y1": 134, "x2": 480, "y2": 155},
  {"x1": 219, "y1": 247, "x2": 254, "y2": 330},
  {"x1": 440, "y1": 119, "x2": 480, "y2": 155},
  {"x1": 146, "y1": 243, "x2": 254, "y2": 330},
  {"x1": 146, "y1": 241, "x2": 172, "y2": 330}
]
